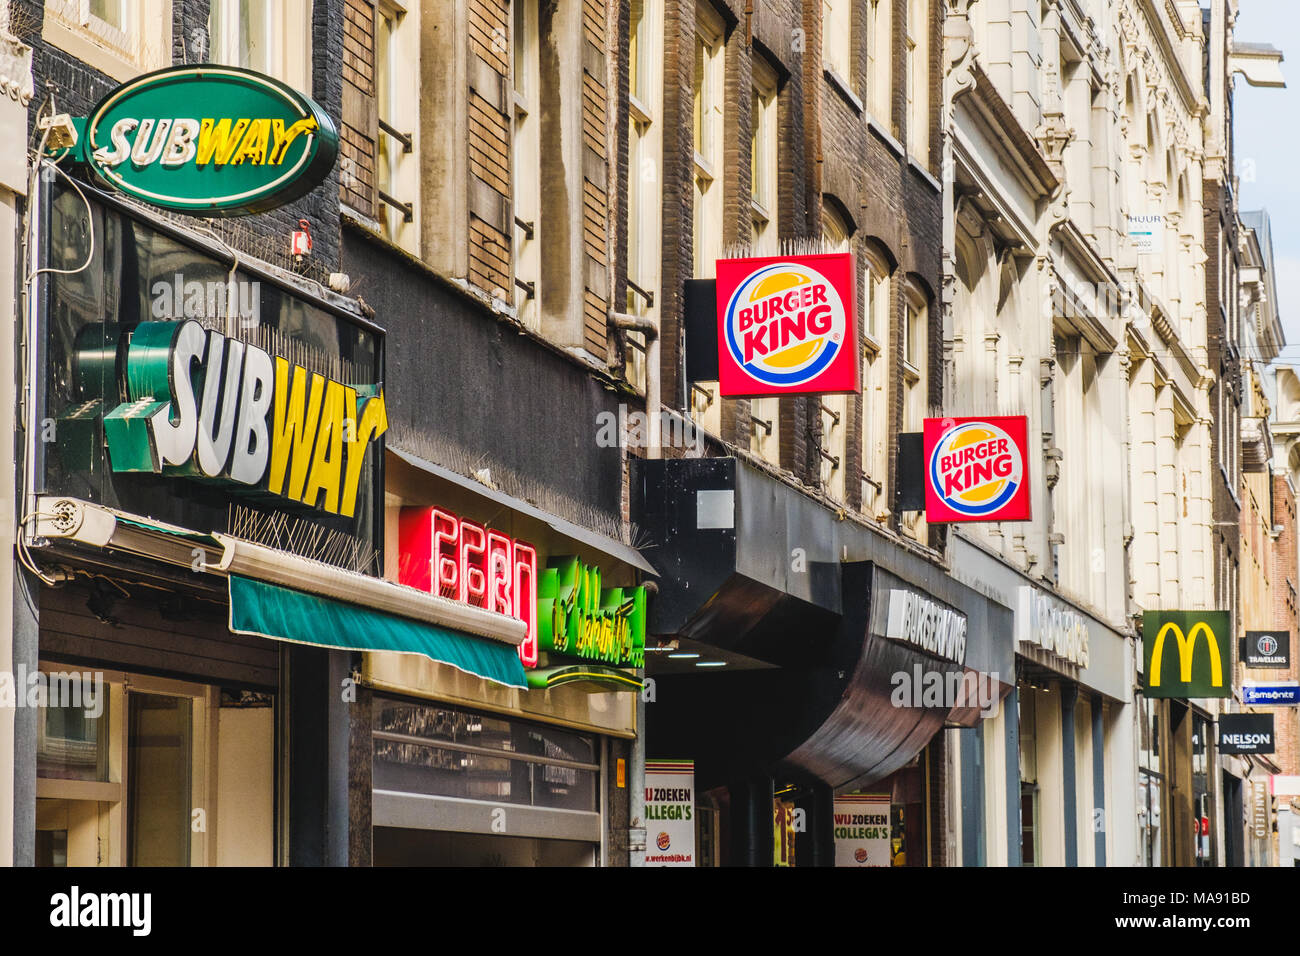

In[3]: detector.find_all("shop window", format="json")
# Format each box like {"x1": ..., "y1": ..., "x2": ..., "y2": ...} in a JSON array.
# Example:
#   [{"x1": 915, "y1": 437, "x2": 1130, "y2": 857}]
[
  {"x1": 513, "y1": 0, "x2": 541, "y2": 332},
  {"x1": 43, "y1": 0, "x2": 171, "y2": 80},
  {"x1": 35, "y1": 668, "x2": 217, "y2": 867},
  {"x1": 372, "y1": 698, "x2": 600, "y2": 814},
  {"x1": 1017, "y1": 686, "x2": 1040, "y2": 866},
  {"x1": 209, "y1": 0, "x2": 312, "y2": 92}
]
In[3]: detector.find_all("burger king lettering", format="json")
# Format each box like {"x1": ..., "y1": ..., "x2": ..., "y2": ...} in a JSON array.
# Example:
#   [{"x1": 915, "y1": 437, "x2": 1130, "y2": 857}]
[
  {"x1": 716, "y1": 253, "x2": 859, "y2": 397},
  {"x1": 923, "y1": 415, "x2": 1032, "y2": 522}
]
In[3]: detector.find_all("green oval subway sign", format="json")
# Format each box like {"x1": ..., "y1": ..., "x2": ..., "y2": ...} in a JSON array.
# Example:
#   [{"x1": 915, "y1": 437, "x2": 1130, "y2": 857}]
[{"x1": 83, "y1": 64, "x2": 339, "y2": 217}]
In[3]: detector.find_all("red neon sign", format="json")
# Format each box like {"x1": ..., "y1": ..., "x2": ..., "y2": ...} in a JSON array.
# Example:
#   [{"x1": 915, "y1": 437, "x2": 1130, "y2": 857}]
[{"x1": 399, "y1": 506, "x2": 538, "y2": 666}]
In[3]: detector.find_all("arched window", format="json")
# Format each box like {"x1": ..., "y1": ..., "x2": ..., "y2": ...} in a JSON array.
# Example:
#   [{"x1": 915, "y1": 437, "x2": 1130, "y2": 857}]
[{"x1": 861, "y1": 241, "x2": 893, "y2": 518}]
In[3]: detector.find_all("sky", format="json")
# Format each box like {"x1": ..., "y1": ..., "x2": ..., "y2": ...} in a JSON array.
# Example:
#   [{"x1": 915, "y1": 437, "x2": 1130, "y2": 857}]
[{"x1": 1233, "y1": 0, "x2": 1300, "y2": 359}]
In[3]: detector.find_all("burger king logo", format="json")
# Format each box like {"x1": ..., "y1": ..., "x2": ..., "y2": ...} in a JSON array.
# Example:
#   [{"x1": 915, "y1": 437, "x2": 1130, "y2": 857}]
[
  {"x1": 656, "y1": 832, "x2": 671, "y2": 851},
  {"x1": 716, "y1": 254, "x2": 858, "y2": 397},
  {"x1": 854, "y1": 847, "x2": 868, "y2": 864},
  {"x1": 923, "y1": 416, "x2": 1031, "y2": 523}
]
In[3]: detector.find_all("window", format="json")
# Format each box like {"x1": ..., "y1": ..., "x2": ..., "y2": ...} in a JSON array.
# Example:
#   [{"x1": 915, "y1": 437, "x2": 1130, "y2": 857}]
[
  {"x1": 866, "y1": 0, "x2": 892, "y2": 124},
  {"x1": 209, "y1": 0, "x2": 312, "y2": 91},
  {"x1": 627, "y1": 0, "x2": 663, "y2": 396},
  {"x1": 751, "y1": 57, "x2": 778, "y2": 256},
  {"x1": 35, "y1": 668, "x2": 223, "y2": 867},
  {"x1": 902, "y1": 282, "x2": 929, "y2": 541},
  {"x1": 820, "y1": 206, "x2": 851, "y2": 502},
  {"x1": 374, "y1": 2, "x2": 418, "y2": 250},
  {"x1": 689, "y1": 4, "x2": 725, "y2": 437},
  {"x1": 44, "y1": 0, "x2": 170, "y2": 79},
  {"x1": 906, "y1": 0, "x2": 929, "y2": 164},
  {"x1": 862, "y1": 246, "x2": 891, "y2": 517},
  {"x1": 513, "y1": 0, "x2": 541, "y2": 331},
  {"x1": 822, "y1": 0, "x2": 852, "y2": 89},
  {"x1": 692, "y1": 6, "x2": 725, "y2": 279}
]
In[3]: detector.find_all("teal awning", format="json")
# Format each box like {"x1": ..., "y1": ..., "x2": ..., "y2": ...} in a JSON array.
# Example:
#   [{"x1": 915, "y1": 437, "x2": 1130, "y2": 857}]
[{"x1": 228, "y1": 575, "x2": 528, "y2": 689}]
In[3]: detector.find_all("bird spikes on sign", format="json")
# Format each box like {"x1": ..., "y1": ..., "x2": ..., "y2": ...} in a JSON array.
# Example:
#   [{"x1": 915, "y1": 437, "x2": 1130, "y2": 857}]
[
  {"x1": 227, "y1": 503, "x2": 381, "y2": 576},
  {"x1": 720, "y1": 237, "x2": 831, "y2": 261}
]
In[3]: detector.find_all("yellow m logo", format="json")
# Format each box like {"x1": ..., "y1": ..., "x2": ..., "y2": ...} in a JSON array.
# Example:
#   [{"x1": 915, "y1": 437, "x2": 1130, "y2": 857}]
[{"x1": 1149, "y1": 621, "x2": 1223, "y2": 688}]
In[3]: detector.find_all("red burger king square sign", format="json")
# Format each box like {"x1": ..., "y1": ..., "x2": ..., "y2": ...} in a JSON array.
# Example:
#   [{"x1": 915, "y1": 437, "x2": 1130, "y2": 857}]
[
  {"x1": 923, "y1": 416, "x2": 1031, "y2": 522},
  {"x1": 716, "y1": 253, "x2": 859, "y2": 397}
]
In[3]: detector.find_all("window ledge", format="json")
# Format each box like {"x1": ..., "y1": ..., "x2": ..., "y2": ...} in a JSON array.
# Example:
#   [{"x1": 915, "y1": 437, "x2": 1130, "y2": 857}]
[
  {"x1": 908, "y1": 155, "x2": 941, "y2": 193},
  {"x1": 866, "y1": 115, "x2": 904, "y2": 158},
  {"x1": 823, "y1": 67, "x2": 864, "y2": 114},
  {"x1": 862, "y1": 332, "x2": 882, "y2": 356}
]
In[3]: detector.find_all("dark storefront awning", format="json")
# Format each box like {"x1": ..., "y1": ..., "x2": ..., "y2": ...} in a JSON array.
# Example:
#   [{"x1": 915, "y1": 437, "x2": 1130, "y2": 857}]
[{"x1": 632, "y1": 457, "x2": 1014, "y2": 791}]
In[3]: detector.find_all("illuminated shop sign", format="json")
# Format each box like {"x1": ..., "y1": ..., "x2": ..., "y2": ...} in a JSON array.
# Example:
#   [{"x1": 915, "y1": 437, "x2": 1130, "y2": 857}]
[
  {"x1": 102, "y1": 320, "x2": 387, "y2": 518},
  {"x1": 538, "y1": 556, "x2": 645, "y2": 668},
  {"x1": 923, "y1": 416, "x2": 1031, "y2": 522},
  {"x1": 715, "y1": 253, "x2": 858, "y2": 397},
  {"x1": 399, "y1": 506, "x2": 539, "y2": 665},
  {"x1": 398, "y1": 507, "x2": 646, "y2": 671},
  {"x1": 1141, "y1": 611, "x2": 1231, "y2": 699},
  {"x1": 69, "y1": 65, "x2": 338, "y2": 216},
  {"x1": 1017, "y1": 586, "x2": 1090, "y2": 668}
]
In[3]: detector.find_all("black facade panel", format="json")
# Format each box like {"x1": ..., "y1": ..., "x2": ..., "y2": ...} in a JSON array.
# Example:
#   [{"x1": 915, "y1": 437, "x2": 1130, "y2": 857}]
[{"x1": 342, "y1": 228, "x2": 625, "y2": 532}]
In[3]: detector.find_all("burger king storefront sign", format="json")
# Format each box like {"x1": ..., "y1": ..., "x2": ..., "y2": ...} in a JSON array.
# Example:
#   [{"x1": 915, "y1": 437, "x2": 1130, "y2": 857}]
[
  {"x1": 923, "y1": 416, "x2": 1031, "y2": 522},
  {"x1": 716, "y1": 253, "x2": 858, "y2": 397}
]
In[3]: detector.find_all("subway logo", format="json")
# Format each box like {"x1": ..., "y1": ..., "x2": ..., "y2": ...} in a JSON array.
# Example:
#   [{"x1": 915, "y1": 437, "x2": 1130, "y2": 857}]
[{"x1": 102, "y1": 320, "x2": 387, "y2": 519}]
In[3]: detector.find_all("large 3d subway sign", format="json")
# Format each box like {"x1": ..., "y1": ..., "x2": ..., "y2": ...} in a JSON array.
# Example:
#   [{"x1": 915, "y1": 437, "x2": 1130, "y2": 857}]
[{"x1": 102, "y1": 320, "x2": 387, "y2": 518}]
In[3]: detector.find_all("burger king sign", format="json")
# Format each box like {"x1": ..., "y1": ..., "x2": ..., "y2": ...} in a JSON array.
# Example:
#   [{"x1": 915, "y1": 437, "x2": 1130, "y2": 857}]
[
  {"x1": 716, "y1": 253, "x2": 858, "y2": 397},
  {"x1": 923, "y1": 416, "x2": 1031, "y2": 522}
]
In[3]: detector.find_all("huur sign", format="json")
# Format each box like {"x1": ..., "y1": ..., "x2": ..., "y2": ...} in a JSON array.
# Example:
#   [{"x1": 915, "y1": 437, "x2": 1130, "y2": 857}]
[
  {"x1": 715, "y1": 253, "x2": 858, "y2": 397},
  {"x1": 1141, "y1": 611, "x2": 1231, "y2": 698},
  {"x1": 76, "y1": 64, "x2": 338, "y2": 216},
  {"x1": 102, "y1": 320, "x2": 388, "y2": 518}
]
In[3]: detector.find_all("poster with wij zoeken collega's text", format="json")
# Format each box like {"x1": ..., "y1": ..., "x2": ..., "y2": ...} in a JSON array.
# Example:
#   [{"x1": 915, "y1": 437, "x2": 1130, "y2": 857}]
[
  {"x1": 834, "y1": 794, "x2": 892, "y2": 867},
  {"x1": 644, "y1": 761, "x2": 696, "y2": 867}
]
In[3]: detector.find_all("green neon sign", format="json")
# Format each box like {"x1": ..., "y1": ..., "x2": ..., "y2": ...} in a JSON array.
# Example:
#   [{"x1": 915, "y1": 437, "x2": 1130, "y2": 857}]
[
  {"x1": 537, "y1": 557, "x2": 646, "y2": 668},
  {"x1": 74, "y1": 64, "x2": 338, "y2": 217}
]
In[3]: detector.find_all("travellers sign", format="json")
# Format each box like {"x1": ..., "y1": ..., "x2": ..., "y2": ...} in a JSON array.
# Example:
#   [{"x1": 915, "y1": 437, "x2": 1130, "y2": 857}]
[
  {"x1": 715, "y1": 253, "x2": 858, "y2": 397},
  {"x1": 923, "y1": 416, "x2": 1031, "y2": 522},
  {"x1": 68, "y1": 65, "x2": 338, "y2": 216},
  {"x1": 1218, "y1": 713, "x2": 1275, "y2": 755},
  {"x1": 102, "y1": 320, "x2": 388, "y2": 518},
  {"x1": 1142, "y1": 611, "x2": 1231, "y2": 698},
  {"x1": 1242, "y1": 630, "x2": 1290, "y2": 669}
]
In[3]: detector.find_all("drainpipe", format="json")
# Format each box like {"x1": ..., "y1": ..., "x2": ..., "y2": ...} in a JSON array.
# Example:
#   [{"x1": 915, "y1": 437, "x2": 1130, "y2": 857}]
[
  {"x1": 611, "y1": 311, "x2": 661, "y2": 459},
  {"x1": 610, "y1": 310, "x2": 659, "y2": 866}
]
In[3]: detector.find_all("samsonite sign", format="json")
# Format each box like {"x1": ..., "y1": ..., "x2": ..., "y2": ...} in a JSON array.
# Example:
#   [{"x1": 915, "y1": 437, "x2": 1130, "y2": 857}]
[
  {"x1": 80, "y1": 64, "x2": 338, "y2": 216},
  {"x1": 923, "y1": 416, "x2": 1031, "y2": 522},
  {"x1": 1218, "y1": 714, "x2": 1275, "y2": 755},
  {"x1": 1142, "y1": 611, "x2": 1231, "y2": 698},
  {"x1": 716, "y1": 253, "x2": 858, "y2": 397}
]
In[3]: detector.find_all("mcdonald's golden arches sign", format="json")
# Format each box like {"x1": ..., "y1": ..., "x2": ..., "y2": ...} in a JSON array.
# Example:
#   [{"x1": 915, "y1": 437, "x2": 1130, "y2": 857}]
[{"x1": 1141, "y1": 611, "x2": 1231, "y2": 698}]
